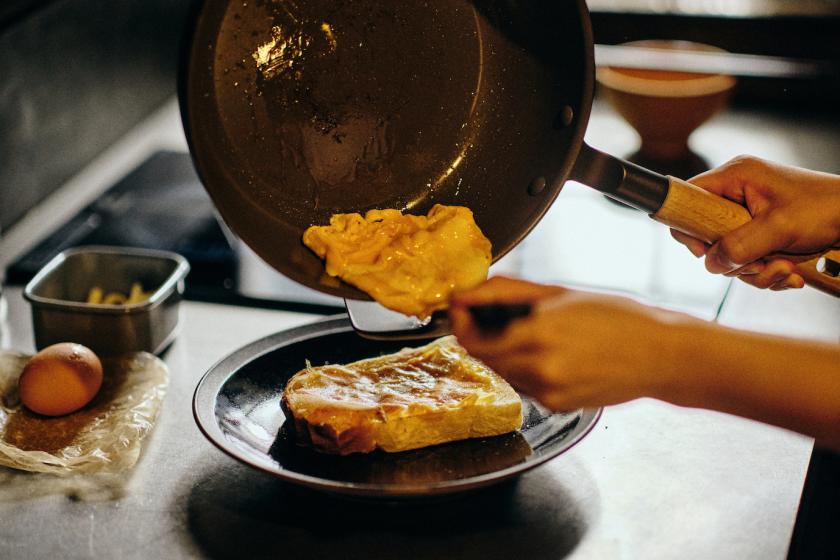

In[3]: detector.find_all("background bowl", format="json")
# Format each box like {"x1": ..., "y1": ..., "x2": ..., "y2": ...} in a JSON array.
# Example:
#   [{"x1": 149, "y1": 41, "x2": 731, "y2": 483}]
[{"x1": 596, "y1": 40, "x2": 737, "y2": 176}]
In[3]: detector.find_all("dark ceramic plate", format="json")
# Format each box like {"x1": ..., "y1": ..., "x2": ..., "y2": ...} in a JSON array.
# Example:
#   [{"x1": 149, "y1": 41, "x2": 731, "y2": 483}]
[{"x1": 193, "y1": 316, "x2": 601, "y2": 498}]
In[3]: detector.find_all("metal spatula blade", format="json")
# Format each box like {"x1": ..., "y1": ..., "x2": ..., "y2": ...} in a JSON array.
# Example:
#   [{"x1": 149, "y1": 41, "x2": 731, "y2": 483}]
[
  {"x1": 345, "y1": 299, "x2": 533, "y2": 341},
  {"x1": 345, "y1": 300, "x2": 452, "y2": 340}
]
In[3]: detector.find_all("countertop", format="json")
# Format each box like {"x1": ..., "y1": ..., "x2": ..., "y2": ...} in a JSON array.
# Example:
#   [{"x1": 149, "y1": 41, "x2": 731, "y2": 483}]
[
  {"x1": 1, "y1": 96, "x2": 839, "y2": 559},
  {"x1": 1, "y1": 282, "x2": 836, "y2": 560}
]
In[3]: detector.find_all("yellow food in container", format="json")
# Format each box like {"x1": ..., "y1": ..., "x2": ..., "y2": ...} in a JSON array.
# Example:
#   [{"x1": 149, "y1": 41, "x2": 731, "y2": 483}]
[{"x1": 86, "y1": 282, "x2": 152, "y2": 305}]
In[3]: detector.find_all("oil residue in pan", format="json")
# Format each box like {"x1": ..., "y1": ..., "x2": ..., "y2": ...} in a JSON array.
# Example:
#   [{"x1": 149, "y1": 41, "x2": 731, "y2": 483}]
[{"x1": 210, "y1": 0, "x2": 485, "y2": 221}]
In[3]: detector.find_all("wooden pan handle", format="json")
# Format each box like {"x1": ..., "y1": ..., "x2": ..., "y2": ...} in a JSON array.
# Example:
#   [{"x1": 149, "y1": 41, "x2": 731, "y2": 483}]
[{"x1": 653, "y1": 176, "x2": 840, "y2": 297}]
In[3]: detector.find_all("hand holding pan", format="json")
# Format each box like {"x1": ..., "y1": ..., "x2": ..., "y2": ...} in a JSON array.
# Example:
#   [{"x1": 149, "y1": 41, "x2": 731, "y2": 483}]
[
  {"x1": 571, "y1": 145, "x2": 840, "y2": 296},
  {"x1": 179, "y1": 0, "x2": 840, "y2": 338}
]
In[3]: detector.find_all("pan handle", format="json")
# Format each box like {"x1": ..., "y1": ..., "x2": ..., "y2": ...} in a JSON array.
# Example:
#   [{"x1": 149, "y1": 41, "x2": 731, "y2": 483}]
[
  {"x1": 655, "y1": 175, "x2": 840, "y2": 296},
  {"x1": 569, "y1": 143, "x2": 670, "y2": 214},
  {"x1": 570, "y1": 143, "x2": 840, "y2": 297}
]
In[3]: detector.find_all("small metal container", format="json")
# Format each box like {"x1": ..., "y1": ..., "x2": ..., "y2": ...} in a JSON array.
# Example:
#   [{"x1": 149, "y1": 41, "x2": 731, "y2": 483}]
[{"x1": 24, "y1": 246, "x2": 190, "y2": 356}]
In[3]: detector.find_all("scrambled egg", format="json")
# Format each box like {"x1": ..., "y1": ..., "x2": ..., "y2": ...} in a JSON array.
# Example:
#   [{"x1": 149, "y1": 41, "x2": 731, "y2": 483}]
[{"x1": 302, "y1": 205, "x2": 492, "y2": 319}]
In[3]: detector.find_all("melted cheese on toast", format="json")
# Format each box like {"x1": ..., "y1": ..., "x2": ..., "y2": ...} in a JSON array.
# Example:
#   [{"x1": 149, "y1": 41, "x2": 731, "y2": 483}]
[{"x1": 281, "y1": 336, "x2": 522, "y2": 455}]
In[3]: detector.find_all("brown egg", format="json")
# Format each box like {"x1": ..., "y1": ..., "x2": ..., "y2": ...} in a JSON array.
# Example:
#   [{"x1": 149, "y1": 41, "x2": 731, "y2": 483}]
[{"x1": 18, "y1": 343, "x2": 104, "y2": 416}]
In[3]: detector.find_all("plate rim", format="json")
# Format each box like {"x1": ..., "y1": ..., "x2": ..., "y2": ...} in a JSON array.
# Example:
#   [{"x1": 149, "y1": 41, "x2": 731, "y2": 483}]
[{"x1": 193, "y1": 315, "x2": 602, "y2": 497}]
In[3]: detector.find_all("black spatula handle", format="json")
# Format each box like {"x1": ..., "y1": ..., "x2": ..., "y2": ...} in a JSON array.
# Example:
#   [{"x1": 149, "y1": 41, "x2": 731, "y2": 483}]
[{"x1": 468, "y1": 303, "x2": 533, "y2": 333}]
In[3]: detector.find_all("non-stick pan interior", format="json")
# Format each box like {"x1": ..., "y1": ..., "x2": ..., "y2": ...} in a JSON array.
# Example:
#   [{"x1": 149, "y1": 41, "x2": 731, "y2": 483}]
[{"x1": 181, "y1": 0, "x2": 593, "y2": 298}]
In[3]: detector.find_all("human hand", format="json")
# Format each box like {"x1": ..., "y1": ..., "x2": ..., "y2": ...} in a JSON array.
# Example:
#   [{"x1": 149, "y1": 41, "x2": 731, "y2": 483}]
[
  {"x1": 670, "y1": 155, "x2": 840, "y2": 290},
  {"x1": 449, "y1": 277, "x2": 696, "y2": 411}
]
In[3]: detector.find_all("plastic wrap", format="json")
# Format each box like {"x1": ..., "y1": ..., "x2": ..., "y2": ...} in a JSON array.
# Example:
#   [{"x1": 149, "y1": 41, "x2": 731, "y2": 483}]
[{"x1": 0, "y1": 350, "x2": 168, "y2": 495}]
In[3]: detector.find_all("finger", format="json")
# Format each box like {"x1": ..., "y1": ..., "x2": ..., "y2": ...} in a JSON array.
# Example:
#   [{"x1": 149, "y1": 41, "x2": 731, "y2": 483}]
[
  {"x1": 530, "y1": 389, "x2": 577, "y2": 413},
  {"x1": 670, "y1": 229, "x2": 709, "y2": 258},
  {"x1": 458, "y1": 318, "x2": 543, "y2": 361},
  {"x1": 687, "y1": 155, "x2": 768, "y2": 203},
  {"x1": 455, "y1": 305, "x2": 572, "y2": 392},
  {"x1": 450, "y1": 276, "x2": 563, "y2": 308},
  {"x1": 451, "y1": 278, "x2": 566, "y2": 346},
  {"x1": 449, "y1": 304, "x2": 479, "y2": 341},
  {"x1": 705, "y1": 213, "x2": 795, "y2": 273},
  {"x1": 476, "y1": 353, "x2": 563, "y2": 402},
  {"x1": 769, "y1": 274, "x2": 806, "y2": 291},
  {"x1": 736, "y1": 259, "x2": 797, "y2": 289},
  {"x1": 452, "y1": 284, "x2": 564, "y2": 364},
  {"x1": 455, "y1": 289, "x2": 584, "y2": 359},
  {"x1": 723, "y1": 261, "x2": 765, "y2": 277}
]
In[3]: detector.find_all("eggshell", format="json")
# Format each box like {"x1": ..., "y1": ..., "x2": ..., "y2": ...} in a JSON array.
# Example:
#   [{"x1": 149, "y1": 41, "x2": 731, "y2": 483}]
[{"x1": 18, "y1": 343, "x2": 104, "y2": 416}]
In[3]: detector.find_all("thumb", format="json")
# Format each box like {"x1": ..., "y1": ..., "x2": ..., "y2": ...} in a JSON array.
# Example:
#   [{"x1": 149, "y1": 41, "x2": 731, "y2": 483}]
[
  {"x1": 705, "y1": 212, "x2": 791, "y2": 273},
  {"x1": 450, "y1": 276, "x2": 563, "y2": 308}
]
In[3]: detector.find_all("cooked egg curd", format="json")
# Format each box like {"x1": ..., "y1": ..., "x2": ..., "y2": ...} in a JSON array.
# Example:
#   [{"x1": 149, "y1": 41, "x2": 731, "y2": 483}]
[{"x1": 302, "y1": 205, "x2": 492, "y2": 319}]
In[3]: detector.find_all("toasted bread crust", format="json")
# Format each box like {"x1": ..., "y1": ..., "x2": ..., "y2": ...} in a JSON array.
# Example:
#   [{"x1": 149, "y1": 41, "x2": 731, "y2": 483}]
[{"x1": 281, "y1": 336, "x2": 522, "y2": 455}]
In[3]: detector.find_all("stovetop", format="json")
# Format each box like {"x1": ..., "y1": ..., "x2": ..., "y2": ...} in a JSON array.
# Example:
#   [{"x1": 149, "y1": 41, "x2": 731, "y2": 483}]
[
  {"x1": 6, "y1": 106, "x2": 742, "y2": 321},
  {"x1": 7, "y1": 151, "x2": 343, "y2": 313}
]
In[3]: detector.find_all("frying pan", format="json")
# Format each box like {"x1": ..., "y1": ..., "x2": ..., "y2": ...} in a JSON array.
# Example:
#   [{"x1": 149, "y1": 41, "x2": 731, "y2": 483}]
[{"x1": 180, "y1": 0, "x2": 840, "y2": 301}]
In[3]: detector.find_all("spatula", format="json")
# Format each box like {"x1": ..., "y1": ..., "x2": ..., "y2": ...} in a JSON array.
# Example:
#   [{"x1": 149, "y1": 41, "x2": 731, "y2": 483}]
[{"x1": 346, "y1": 299, "x2": 533, "y2": 341}]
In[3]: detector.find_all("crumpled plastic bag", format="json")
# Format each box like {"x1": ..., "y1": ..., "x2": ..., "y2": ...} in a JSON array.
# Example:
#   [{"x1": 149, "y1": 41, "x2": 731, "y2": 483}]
[{"x1": 0, "y1": 350, "x2": 167, "y2": 499}]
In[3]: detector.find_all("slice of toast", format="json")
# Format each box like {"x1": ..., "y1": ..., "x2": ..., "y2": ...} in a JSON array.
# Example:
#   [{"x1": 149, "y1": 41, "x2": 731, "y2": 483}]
[{"x1": 280, "y1": 336, "x2": 522, "y2": 455}]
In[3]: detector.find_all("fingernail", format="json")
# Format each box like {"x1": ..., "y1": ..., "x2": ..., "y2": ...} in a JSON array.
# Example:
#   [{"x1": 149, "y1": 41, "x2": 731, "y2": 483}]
[
  {"x1": 739, "y1": 263, "x2": 763, "y2": 275},
  {"x1": 790, "y1": 276, "x2": 805, "y2": 289},
  {"x1": 689, "y1": 246, "x2": 705, "y2": 258},
  {"x1": 775, "y1": 276, "x2": 805, "y2": 291}
]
